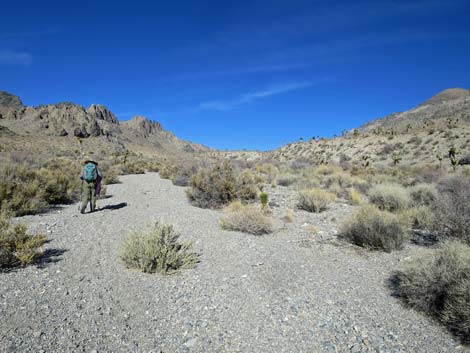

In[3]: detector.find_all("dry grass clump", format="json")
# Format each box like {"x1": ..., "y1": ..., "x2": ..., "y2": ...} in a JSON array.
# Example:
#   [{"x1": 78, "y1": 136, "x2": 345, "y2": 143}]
[
  {"x1": 392, "y1": 242, "x2": 470, "y2": 341},
  {"x1": 187, "y1": 162, "x2": 257, "y2": 209},
  {"x1": 341, "y1": 205, "x2": 407, "y2": 252},
  {"x1": 277, "y1": 174, "x2": 298, "y2": 187},
  {"x1": 409, "y1": 183, "x2": 438, "y2": 207},
  {"x1": 0, "y1": 213, "x2": 46, "y2": 268},
  {"x1": 220, "y1": 202, "x2": 273, "y2": 235},
  {"x1": 297, "y1": 188, "x2": 335, "y2": 213},
  {"x1": 368, "y1": 183, "x2": 410, "y2": 212},
  {"x1": 119, "y1": 222, "x2": 199, "y2": 274},
  {"x1": 432, "y1": 176, "x2": 470, "y2": 244}
]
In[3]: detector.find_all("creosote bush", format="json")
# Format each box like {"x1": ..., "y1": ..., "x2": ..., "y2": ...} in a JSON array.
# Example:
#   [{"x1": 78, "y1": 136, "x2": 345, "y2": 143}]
[
  {"x1": 392, "y1": 242, "x2": 470, "y2": 341},
  {"x1": 297, "y1": 188, "x2": 335, "y2": 213},
  {"x1": 119, "y1": 222, "x2": 199, "y2": 274},
  {"x1": 220, "y1": 202, "x2": 273, "y2": 235},
  {"x1": 187, "y1": 162, "x2": 257, "y2": 209},
  {"x1": 368, "y1": 183, "x2": 410, "y2": 212},
  {"x1": 341, "y1": 205, "x2": 407, "y2": 252},
  {"x1": 0, "y1": 213, "x2": 46, "y2": 268}
]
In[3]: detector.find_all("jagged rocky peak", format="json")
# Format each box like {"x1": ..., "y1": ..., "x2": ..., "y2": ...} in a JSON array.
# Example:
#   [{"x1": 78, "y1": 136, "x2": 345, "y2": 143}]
[
  {"x1": 124, "y1": 115, "x2": 163, "y2": 136},
  {"x1": 0, "y1": 91, "x2": 24, "y2": 110},
  {"x1": 87, "y1": 104, "x2": 119, "y2": 124}
]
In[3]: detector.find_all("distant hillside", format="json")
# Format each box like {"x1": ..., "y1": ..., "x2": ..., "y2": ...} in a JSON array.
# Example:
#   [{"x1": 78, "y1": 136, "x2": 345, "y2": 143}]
[
  {"x1": 263, "y1": 88, "x2": 470, "y2": 168},
  {"x1": 359, "y1": 88, "x2": 470, "y2": 134},
  {"x1": 0, "y1": 91, "x2": 209, "y2": 160}
]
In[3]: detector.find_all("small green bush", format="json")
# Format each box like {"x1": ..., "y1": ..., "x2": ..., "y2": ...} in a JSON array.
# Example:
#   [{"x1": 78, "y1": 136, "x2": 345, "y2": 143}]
[
  {"x1": 119, "y1": 222, "x2": 199, "y2": 274},
  {"x1": 409, "y1": 183, "x2": 438, "y2": 207},
  {"x1": 368, "y1": 183, "x2": 410, "y2": 212},
  {"x1": 0, "y1": 213, "x2": 46, "y2": 268},
  {"x1": 187, "y1": 162, "x2": 257, "y2": 209},
  {"x1": 392, "y1": 242, "x2": 470, "y2": 341},
  {"x1": 297, "y1": 188, "x2": 335, "y2": 213},
  {"x1": 220, "y1": 202, "x2": 273, "y2": 235},
  {"x1": 341, "y1": 205, "x2": 407, "y2": 252}
]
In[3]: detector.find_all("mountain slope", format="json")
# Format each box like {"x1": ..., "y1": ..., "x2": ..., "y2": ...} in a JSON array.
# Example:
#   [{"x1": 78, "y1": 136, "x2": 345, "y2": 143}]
[
  {"x1": 265, "y1": 88, "x2": 470, "y2": 167},
  {"x1": 0, "y1": 91, "x2": 208, "y2": 160}
]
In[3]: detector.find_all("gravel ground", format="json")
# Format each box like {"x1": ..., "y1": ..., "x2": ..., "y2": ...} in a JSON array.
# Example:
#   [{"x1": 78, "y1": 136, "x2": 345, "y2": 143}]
[{"x1": 1, "y1": 173, "x2": 468, "y2": 353}]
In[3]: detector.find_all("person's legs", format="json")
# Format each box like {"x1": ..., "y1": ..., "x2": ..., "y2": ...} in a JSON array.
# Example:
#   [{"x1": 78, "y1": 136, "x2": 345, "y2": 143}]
[
  {"x1": 80, "y1": 182, "x2": 90, "y2": 214},
  {"x1": 90, "y1": 183, "x2": 96, "y2": 212}
]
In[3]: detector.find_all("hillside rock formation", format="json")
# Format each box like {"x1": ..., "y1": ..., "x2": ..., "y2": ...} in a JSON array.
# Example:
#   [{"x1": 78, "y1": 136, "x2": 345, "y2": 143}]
[
  {"x1": 0, "y1": 90, "x2": 208, "y2": 157},
  {"x1": 122, "y1": 115, "x2": 163, "y2": 138}
]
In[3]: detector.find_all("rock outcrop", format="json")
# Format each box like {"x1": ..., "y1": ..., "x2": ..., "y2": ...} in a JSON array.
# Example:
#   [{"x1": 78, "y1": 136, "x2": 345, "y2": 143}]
[{"x1": 122, "y1": 115, "x2": 163, "y2": 138}]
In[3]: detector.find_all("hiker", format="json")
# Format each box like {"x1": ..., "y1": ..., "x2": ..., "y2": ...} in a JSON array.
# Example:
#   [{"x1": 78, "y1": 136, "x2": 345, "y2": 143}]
[{"x1": 79, "y1": 158, "x2": 102, "y2": 214}]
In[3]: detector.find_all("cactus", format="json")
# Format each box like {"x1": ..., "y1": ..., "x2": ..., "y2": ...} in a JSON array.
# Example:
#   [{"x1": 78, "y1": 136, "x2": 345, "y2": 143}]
[{"x1": 123, "y1": 150, "x2": 129, "y2": 164}]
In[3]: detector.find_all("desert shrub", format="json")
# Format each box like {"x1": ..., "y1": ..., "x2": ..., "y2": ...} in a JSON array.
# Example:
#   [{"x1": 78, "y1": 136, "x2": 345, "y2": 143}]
[
  {"x1": 220, "y1": 202, "x2": 273, "y2": 235},
  {"x1": 341, "y1": 205, "x2": 407, "y2": 252},
  {"x1": 347, "y1": 188, "x2": 362, "y2": 205},
  {"x1": 277, "y1": 174, "x2": 298, "y2": 187},
  {"x1": 0, "y1": 160, "x2": 78, "y2": 215},
  {"x1": 103, "y1": 167, "x2": 121, "y2": 184},
  {"x1": 432, "y1": 176, "x2": 470, "y2": 244},
  {"x1": 368, "y1": 183, "x2": 410, "y2": 212},
  {"x1": 297, "y1": 188, "x2": 335, "y2": 213},
  {"x1": 0, "y1": 163, "x2": 47, "y2": 215},
  {"x1": 159, "y1": 164, "x2": 179, "y2": 180},
  {"x1": 38, "y1": 159, "x2": 80, "y2": 204},
  {"x1": 409, "y1": 183, "x2": 438, "y2": 207},
  {"x1": 399, "y1": 206, "x2": 435, "y2": 231},
  {"x1": 172, "y1": 165, "x2": 198, "y2": 187},
  {"x1": 392, "y1": 242, "x2": 470, "y2": 340},
  {"x1": 0, "y1": 213, "x2": 46, "y2": 268},
  {"x1": 121, "y1": 161, "x2": 146, "y2": 175},
  {"x1": 119, "y1": 222, "x2": 199, "y2": 274},
  {"x1": 187, "y1": 162, "x2": 257, "y2": 208}
]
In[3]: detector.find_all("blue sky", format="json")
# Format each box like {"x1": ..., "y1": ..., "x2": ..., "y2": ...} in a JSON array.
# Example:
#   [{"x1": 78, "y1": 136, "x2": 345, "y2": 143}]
[{"x1": 1, "y1": 0, "x2": 470, "y2": 150}]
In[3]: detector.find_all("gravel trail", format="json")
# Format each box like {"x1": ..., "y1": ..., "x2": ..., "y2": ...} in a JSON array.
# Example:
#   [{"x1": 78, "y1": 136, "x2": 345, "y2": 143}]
[{"x1": 1, "y1": 173, "x2": 467, "y2": 353}]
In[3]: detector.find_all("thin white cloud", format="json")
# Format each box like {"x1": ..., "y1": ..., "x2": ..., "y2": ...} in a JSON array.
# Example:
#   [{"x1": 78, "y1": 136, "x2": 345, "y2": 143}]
[
  {"x1": 0, "y1": 49, "x2": 33, "y2": 66},
  {"x1": 198, "y1": 82, "x2": 313, "y2": 112}
]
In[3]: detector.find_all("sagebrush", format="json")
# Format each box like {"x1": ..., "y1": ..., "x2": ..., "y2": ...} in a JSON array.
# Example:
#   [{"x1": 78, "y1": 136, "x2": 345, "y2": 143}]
[
  {"x1": 0, "y1": 213, "x2": 46, "y2": 268},
  {"x1": 220, "y1": 202, "x2": 273, "y2": 235},
  {"x1": 119, "y1": 222, "x2": 199, "y2": 274},
  {"x1": 341, "y1": 205, "x2": 407, "y2": 252},
  {"x1": 392, "y1": 241, "x2": 470, "y2": 341}
]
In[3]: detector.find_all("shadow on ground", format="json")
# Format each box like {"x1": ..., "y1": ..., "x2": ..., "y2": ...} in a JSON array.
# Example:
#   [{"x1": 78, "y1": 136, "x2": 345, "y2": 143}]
[{"x1": 99, "y1": 202, "x2": 128, "y2": 211}]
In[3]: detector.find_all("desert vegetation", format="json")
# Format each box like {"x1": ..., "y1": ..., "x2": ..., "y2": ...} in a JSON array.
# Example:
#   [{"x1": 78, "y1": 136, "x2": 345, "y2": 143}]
[
  {"x1": 119, "y1": 222, "x2": 199, "y2": 274},
  {"x1": 392, "y1": 242, "x2": 470, "y2": 341},
  {"x1": 220, "y1": 201, "x2": 274, "y2": 235},
  {"x1": 0, "y1": 213, "x2": 46, "y2": 268}
]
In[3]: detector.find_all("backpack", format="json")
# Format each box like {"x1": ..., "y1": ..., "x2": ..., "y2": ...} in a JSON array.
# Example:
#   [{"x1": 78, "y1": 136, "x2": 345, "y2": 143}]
[{"x1": 84, "y1": 163, "x2": 97, "y2": 182}]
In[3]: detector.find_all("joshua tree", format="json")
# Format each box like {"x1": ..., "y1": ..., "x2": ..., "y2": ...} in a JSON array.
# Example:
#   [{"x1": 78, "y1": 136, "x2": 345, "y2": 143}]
[{"x1": 361, "y1": 155, "x2": 370, "y2": 168}]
